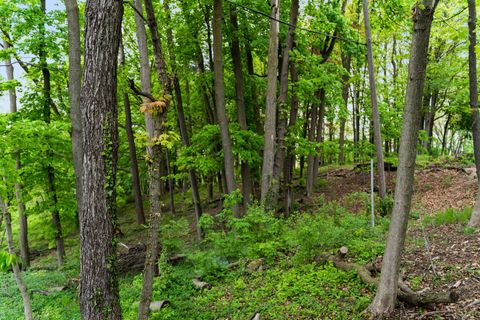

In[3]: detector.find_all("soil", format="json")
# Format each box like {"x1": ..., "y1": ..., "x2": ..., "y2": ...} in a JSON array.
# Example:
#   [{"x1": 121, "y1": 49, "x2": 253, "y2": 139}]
[{"x1": 310, "y1": 165, "x2": 480, "y2": 319}]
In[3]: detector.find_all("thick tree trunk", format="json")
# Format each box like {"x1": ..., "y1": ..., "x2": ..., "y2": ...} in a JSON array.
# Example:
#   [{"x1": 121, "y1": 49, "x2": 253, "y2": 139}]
[
  {"x1": 213, "y1": 0, "x2": 238, "y2": 198},
  {"x1": 271, "y1": 0, "x2": 299, "y2": 208},
  {"x1": 368, "y1": 1, "x2": 437, "y2": 316},
  {"x1": 468, "y1": 0, "x2": 480, "y2": 227},
  {"x1": 0, "y1": 197, "x2": 33, "y2": 320},
  {"x1": 79, "y1": 0, "x2": 123, "y2": 318},
  {"x1": 64, "y1": 0, "x2": 83, "y2": 217},
  {"x1": 40, "y1": 0, "x2": 65, "y2": 266},
  {"x1": 164, "y1": 0, "x2": 203, "y2": 233},
  {"x1": 230, "y1": 5, "x2": 253, "y2": 210},
  {"x1": 260, "y1": 0, "x2": 280, "y2": 206},
  {"x1": 363, "y1": 0, "x2": 386, "y2": 198},
  {"x1": 3, "y1": 39, "x2": 29, "y2": 267}
]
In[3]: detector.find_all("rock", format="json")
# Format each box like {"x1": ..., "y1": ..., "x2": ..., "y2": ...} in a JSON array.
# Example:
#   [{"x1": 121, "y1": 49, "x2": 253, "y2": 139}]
[{"x1": 246, "y1": 258, "x2": 264, "y2": 273}]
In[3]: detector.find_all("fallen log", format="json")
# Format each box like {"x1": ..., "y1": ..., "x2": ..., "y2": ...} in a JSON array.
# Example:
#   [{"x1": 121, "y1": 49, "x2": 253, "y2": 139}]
[{"x1": 331, "y1": 254, "x2": 458, "y2": 308}]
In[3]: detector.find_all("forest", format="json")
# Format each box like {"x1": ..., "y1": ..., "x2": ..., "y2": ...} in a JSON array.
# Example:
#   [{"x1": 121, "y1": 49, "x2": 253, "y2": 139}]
[{"x1": 1, "y1": 0, "x2": 480, "y2": 319}]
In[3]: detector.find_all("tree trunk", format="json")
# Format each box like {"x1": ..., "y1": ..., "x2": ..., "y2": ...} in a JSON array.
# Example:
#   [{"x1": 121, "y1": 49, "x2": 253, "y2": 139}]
[
  {"x1": 120, "y1": 42, "x2": 145, "y2": 225},
  {"x1": 64, "y1": 0, "x2": 83, "y2": 218},
  {"x1": 339, "y1": 52, "x2": 351, "y2": 165},
  {"x1": 79, "y1": 0, "x2": 123, "y2": 318},
  {"x1": 40, "y1": 0, "x2": 65, "y2": 266},
  {"x1": 3, "y1": 39, "x2": 29, "y2": 267},
  {"x1": 164, "y1": 0, "x2": 203, "y2": 233},
  {"x1": 0, "y1": 197, "x2": 33, "y2": 320},
  {"x1": 271, "y1": 0, "x2": 299, "y2": 208},
  {"x1": 260, "y1": 0, "x2": 280, "y2": 206},
  {"x1": 363, "y1": 0, "x2": 386, "y2": 198},
  {"x1": 306, "y1": 99, "x2": 319, "y2": 196},
  {"x1": 229, "y1": 5, "x2": 253, "y2": 210},
  {"x1": 283, "y1": 62, "x2": 300, "y2": 217},
  {"x1": 468, "y1": 0, "x2": 480, "y2": 227},
  {"x1": 368, "y1": 1, "x2": 437, "y2": 316},
  {"x1": 312, "y1": 89, "x2": 326, "y2": 188},
  {"x1": 138, "y1": 0, "x2": 174, "y2": 316},
  {"x1": 213, "y1": 0, "x2": 238, "y2": 198}
]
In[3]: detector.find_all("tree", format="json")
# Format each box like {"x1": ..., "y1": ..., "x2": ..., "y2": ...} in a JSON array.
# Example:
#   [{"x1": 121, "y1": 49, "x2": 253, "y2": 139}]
[
  {"x1": 79, "y1": 0, "x2": 123, "y2": 318},
  {"x1": 271, "y1": 0, "x2": 299, "y2": 208},
  {"x1": 368, "y1": 0, "x2": 438, "y2": 316},
  {"x1": 468, "y1": 0, "x2": 480, "y2": 227},
  {"x1": 229, "y1": 5, "x2": 253, "y2": 208},
  {"x1": 363, "y1": 0, "x2": 386, "y2": 198},
  {"x1": 260, "y1": 0, "x2": 280, "y2": 205},
  {"x1": 0, "y1": 197, "x2": 33, "y2": 320},
  {"x1": 138, "y1": 0, "x2": 171, "y2": 316},
  {"x1": 64, "y1": 0, "x2": 83, "y2": 219},
  {"x1": 3, "y1": 39, "x2": 29, "y2": 267},
  {"x1": 40, "y1": 0, "x2": 65, "y2": 266},
  {"x1": 213, "y1": 0, "x2": 238, "y2": 199}
]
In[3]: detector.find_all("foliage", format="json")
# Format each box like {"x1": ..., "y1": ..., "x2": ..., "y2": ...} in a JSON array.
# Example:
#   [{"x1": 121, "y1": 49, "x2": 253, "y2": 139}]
[{"x1": 423, "y1": 207, "x2": 473, "y2": 226}]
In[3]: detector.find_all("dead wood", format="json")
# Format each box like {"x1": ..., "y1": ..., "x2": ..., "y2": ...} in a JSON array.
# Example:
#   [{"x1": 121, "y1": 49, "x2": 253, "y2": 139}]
[{"x1": 331, "y1": 252, "x2": 459, "y2": 308}]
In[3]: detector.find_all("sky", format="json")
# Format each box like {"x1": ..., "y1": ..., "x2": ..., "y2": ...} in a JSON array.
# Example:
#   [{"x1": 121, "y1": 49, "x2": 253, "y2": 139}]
[{"x1": 0, "y1": 0, "x2": 65, "y2": 114}]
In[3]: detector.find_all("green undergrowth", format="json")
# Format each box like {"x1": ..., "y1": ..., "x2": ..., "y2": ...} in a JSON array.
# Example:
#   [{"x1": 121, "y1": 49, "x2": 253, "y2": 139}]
[
  {"x1": 0, "y1": 201, "x2": 389, "y2": 319},
  {"x1": 422, "y1": 207, "x2": 472, "y2": 226}
]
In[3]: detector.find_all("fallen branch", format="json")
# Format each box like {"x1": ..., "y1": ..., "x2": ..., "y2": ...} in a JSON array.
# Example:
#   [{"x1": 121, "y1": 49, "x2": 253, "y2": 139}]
[{"x1": 331, "y1": 251, "x2": 458, "y2": 308}]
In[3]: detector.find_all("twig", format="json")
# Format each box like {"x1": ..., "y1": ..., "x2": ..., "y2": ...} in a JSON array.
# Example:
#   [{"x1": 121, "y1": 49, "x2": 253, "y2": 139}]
[
  {"x1": 421, "y1": 224, "x2": 438, "y2": 277},
  {"x1": 127, "y1": 79, "x2": 156, "y2": 102}
]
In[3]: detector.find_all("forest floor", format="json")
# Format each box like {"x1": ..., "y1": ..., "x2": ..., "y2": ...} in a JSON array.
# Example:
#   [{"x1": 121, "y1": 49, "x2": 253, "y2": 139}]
[
  {"x1": 312, "y1": 165, "x2": 480, "y2": 319},
  {"x1": 1, "y1": 163, "x2": 480, "y2": 319}
]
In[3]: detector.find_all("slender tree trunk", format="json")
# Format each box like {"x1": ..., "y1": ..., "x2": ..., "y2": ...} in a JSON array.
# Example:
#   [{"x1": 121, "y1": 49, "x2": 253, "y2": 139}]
[
  {"x1": 312, "y1": 89, "x2": 326, "y2": 188},
  {"x1": 64, "y1": 0, "x2": 83, "y2": 218},
  {"x1": 138, "y1": 0, "x2": 171, "y2": 317},
  {"x1": 284, "y1": 62, "x2": 300, "y2": 216},
  {"x1": 0, "y1": 197, "x2": 33, "y2": 320},
  {"x1": 306, "y1": 99, "x2": 319, "y2": 196},
  {"x1": 120, "y1": 42, "x2": 145, "y2": 225},
  {"x1": 213, "y1": 0, "x2": 237, "y2": 198},
  {"x1": 368, "y1": 1, "x2": 437, "y2": 316},
  {"x1": 339, "y1": 52, "x2": 351, "y2": 165},
  {"x1": 3, "y1": 39, "x2": 29, "y2": 267},
  {"x1": 260, "y1": 0, "x2": 280, "y2": 206},
  {"x1": 40, "y1": 0, "x2": 65, "y2": 265},
  {"x1": 271, "y1": 0, "x2": 299, "y2": 207},
  {"x1": 79, "y1": 0, "x2": 123, "y2": 318},
  {"x1": 164, "y1": 0, "x2": 203, "y2": 232},
  {"x1": 468, "y1": 0, "x2": 480, "y2": 227},
  {"x1": 363, "y1": 0, "x2": 386, "y2": 198},
  {"x1": 229, "y1": 5, "x2": 253, "y2": 210}
]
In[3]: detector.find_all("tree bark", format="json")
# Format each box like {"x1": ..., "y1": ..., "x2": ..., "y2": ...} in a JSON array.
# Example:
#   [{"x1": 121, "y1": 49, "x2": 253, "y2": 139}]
[
  {"x1": 64, "y1": 0, "x2": 83, "y2": 218},
  {"x1": 468, "y1": 0, "x2": 480, "y2": 227},
  {"x1": 40, "y1": 0, "x2": 65, "y2": 266},
  {"x1": 363, "y1": 0, "x2": 386, "y2": 198},
  {"x1": 0, "y1": 197, "x2": 33, "y2": 320},
  {"x1": 3, "y1": 39, "x2": 29, "y2": 268},
  {"x1": 79, "y1": 0, "x2": 123, "y2": 318},
  {"x1": 368, "y1": 1, "x2": 437, "y2": 316},
  {"x1": 229, "y1": 5, "x2": 253, "y2": 210},
  {"x1": 213, "y1": 0, "x2": 238, "y2": 198},
  {"x1": 260, "y1": 0, "x2": 280, "y2": 206}
]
